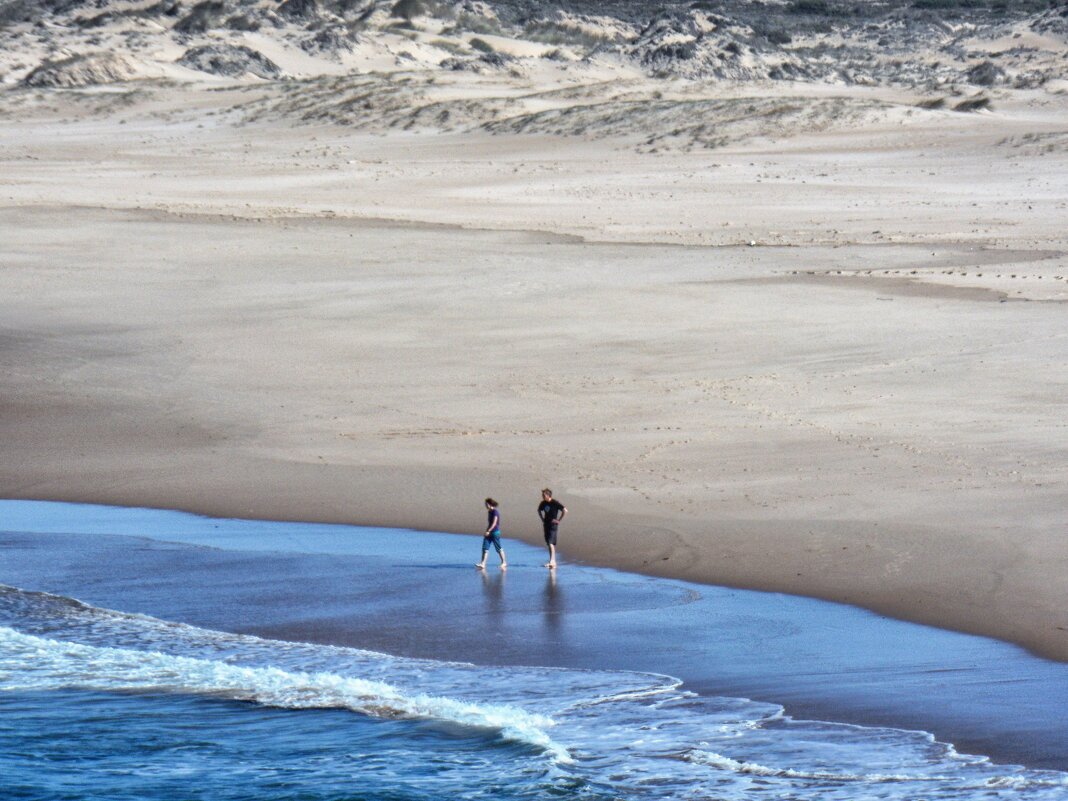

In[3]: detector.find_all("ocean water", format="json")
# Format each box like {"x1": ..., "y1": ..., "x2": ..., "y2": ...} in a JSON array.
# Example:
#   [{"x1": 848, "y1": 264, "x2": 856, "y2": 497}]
[{"x1": 2, "y1": 501, "x2": 1068, "y2": 800}]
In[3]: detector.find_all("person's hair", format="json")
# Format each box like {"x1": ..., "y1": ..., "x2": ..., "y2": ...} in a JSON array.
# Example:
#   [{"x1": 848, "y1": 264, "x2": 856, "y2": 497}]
[
  {"x1": 542, "y1": 488, "x2": 552, "y2": 497},
  {"x1": 484, "y1": 498, "x2": 498, "y2": 507}
]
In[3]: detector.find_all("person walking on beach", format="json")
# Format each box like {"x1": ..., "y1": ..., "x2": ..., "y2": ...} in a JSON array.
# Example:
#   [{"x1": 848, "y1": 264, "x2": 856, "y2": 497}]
[
  {"x1": 476, "y1": 498, "x2": 507, "y2": 570},
  {"x1": 537, "y1": 488, "x2": 567, "y2": 569}
]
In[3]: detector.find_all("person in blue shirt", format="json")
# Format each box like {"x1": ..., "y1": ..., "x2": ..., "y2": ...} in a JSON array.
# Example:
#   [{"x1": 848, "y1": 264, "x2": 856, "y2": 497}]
[{"x1": 476, "y1": 498, "x2": 507, "y2": 570}]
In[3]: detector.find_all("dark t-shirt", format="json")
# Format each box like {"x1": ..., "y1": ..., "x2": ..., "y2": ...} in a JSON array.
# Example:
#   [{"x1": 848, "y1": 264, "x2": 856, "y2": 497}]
[
  {"x1": 538, "y1": 500, "x2": 565, "y2": 527},
  {"x1": 487, "y1": 508, "x2": 500, "y2": 533}
]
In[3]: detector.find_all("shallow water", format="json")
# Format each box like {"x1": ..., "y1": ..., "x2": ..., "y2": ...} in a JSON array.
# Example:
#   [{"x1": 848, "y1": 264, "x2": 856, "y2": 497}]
[{"x1": 2, "y1": 501, "x2": 1068, "y2": 799}]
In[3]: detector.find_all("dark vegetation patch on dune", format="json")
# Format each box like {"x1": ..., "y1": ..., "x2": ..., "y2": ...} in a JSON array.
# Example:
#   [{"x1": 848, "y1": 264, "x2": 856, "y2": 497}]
[
  {"x1": 998, "y1": 130, "x2": 1068, "y2": 155},
  {"x1": 229, "y1": 69, "x2": 899, "y2": 152},
  {"x1": 481, "y1": 94, "x2": 896, "y2": 150},
  {"x1": 953, "y1": 94, "x2": 992, "y2": 111}
]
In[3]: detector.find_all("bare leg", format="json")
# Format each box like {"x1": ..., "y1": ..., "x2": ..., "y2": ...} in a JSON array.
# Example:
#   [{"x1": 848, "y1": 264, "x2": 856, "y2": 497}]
[
  {"x1": 476, "y1": 550, "x2": 487, "y2": 569},
  {"x1": 499, "y1": 549, "x2": 507, "y2": 569},
  {"x1": 544, "y1": 543, "x2": 557, "y2": 568}
]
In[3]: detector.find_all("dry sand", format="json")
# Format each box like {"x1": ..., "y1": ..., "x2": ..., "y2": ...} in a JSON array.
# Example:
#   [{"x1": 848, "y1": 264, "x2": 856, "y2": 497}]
[{"x1": 2, "y1": 82, "x2": 1066, "y2": 662}]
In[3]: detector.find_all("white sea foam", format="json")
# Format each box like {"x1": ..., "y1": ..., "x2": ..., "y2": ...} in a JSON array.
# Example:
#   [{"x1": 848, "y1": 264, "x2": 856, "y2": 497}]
[
  {"x1": 0, "y1": 626, "x2": 570, "y2": 761},
  {"x1": 685, "y1": 748, "x2": 945, "y2": 783},
  {"x1": 683, "y1": 747, "x2": 1068, "y2": 791}
]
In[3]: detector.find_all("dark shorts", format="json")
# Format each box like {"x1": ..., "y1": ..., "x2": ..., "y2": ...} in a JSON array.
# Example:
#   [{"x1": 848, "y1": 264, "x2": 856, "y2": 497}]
[
  {"x1": 482, "y1": 532, "x2": 502, "y2": 553},
  {"x1": 543, "y1": 523, "x2": 558, "y2": 547}
]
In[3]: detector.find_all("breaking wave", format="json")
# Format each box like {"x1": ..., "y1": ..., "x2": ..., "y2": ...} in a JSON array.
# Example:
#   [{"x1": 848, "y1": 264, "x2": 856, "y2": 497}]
[{"x1": 4, "y1": 584, "x2": 1068, "y2": 799}]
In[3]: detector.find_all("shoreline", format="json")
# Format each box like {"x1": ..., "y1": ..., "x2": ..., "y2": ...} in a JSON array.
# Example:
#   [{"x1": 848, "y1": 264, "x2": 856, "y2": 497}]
[
  {"x1": 6, "y1": 473, "x2": 1066, "y2": 667},
  {"x1": 6, "y1": 499, "x2": 1068, "y2": 773}
]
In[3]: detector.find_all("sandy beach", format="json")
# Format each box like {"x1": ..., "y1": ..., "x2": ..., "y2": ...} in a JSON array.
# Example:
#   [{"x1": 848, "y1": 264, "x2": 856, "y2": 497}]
[{"x1": 1, "y1": 0, "x2": 1067, "y2": 665}]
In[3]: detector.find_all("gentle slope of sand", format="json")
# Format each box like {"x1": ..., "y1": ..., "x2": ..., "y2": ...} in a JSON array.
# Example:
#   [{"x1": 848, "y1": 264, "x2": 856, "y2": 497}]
[
  {"x1": 1, "y1": 100, "x2": 1066, "y2": 661},
  {"x1": 1, "y1": 0, "x2": 1066, "y2": 661}
]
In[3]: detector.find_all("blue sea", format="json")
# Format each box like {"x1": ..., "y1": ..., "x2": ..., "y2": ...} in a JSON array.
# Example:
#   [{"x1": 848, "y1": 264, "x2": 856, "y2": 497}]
[{"x1": 2, "y1": 501, "x2": 1068, "y2": 800}]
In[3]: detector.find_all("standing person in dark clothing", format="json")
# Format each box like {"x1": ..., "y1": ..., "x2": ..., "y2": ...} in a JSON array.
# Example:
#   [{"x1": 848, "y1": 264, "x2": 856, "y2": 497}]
[
  {"x1": 477, "y1": 498, "x2": 507, "y2": 570},
  {"x1": 537, "y1": 488, "x2": 567, "y2": 569}
]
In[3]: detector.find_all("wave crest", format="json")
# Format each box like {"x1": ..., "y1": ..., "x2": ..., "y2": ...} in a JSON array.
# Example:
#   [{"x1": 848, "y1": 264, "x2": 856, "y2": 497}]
[{"x1": 0, "y1": 626, "x2": 570, "y2": 761}]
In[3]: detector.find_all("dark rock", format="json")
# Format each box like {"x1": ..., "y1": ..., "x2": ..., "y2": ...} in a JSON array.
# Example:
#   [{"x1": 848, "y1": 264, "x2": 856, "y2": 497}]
[
  {"x1": 390, "y1": 0, "x2": 422, "y2": 20},
  {"x1": 225, "y1": 13, "x2": 261, "y2": 30},
  {"x1": 277, "y1": 0, "x2": 318, "y2": 20},
  {"x1": 177, "y1": 44, "x2": 282, "y2": 78},
  {"x1": 173, "y1": 0, "x2": 226, "y2": 33},
  {"x1": 22, "y1": 51, "x2": 140, "y2": 86},
  {"x1": 302, "y1": 26, "x2": 355, "y2": 52}
]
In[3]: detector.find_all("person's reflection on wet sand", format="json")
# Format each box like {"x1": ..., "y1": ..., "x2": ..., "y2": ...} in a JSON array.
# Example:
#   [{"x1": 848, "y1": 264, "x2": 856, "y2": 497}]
[
  {"x1": 543, "y1": 569, "x2": 563, "y2": 641},
  {"x1": 479, "y1": 566, "x2": 506, "y2": 629}
]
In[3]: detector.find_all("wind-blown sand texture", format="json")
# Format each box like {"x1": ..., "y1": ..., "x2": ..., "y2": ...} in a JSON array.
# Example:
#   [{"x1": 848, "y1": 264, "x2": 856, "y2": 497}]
[{"x1": 1, "y1": 0, "x2": 1066, "y2": 658}]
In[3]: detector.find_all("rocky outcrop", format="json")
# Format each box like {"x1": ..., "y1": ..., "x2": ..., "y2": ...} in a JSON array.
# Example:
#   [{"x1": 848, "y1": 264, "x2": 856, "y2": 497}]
[
  {"x1": 300, "y1": 25, "x2": 357, "y2": 53},
  {"x1": 22, "y1": 51, "x2": 141, "y2": 86},
  {"x1": 4, "y1": 0, "x2": 1065, "y2": 99},
  {"x1": 177, "y1": 44, "x2": 282, "y2": 78},
  {"x1": 173, "y1": 0, "x2": 228, "y2": 33},
  {"x1": 278, "y1": 0, "x2": 319, "y2": 21}
]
